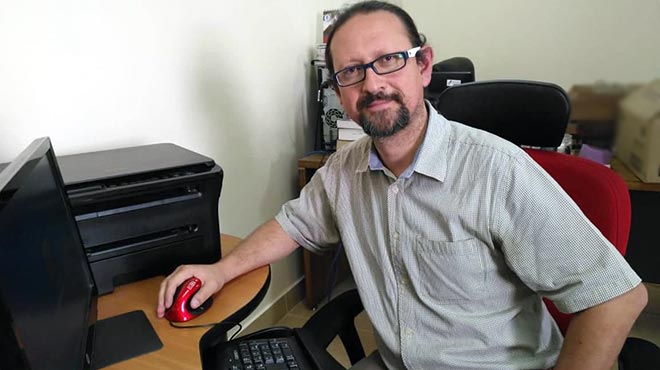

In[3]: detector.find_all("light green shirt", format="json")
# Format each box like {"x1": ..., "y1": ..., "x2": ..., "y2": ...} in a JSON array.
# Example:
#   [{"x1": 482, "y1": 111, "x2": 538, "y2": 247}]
[{"x1": 276, "y1": 103, "x2": 640, "y2": 370}]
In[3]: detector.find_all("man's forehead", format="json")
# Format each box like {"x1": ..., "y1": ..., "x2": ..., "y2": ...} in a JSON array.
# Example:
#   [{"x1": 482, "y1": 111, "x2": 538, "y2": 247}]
[{"x1": 331, "y1": 11, "x2": 410, "y2": 61}]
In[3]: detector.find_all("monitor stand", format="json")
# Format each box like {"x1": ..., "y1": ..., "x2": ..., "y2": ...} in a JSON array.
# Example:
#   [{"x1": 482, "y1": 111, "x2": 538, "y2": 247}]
[{"x1": 93, "y1": 310, "x2": 163, "y2": 369}]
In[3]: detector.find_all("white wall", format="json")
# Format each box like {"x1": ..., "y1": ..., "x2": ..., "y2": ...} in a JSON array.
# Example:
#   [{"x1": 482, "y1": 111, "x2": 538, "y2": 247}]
[
  {"x1": 403, "y1": 0, "x2": 660, "y2": 89},
  {"x1": 0, "y1": 0, "x2": 328, "y2": 324}
]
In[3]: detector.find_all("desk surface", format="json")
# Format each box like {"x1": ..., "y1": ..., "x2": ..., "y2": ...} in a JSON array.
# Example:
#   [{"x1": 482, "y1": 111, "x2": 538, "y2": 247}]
[
  {"x1": 298, "y1": 153, "x2": 330, "y2": 169},
  {"x1": 610, "y1": 157, "x2": 660, "y2": 192},
  {"x1": 98, "y1": 234, "x2": 270, "y2": 370}
]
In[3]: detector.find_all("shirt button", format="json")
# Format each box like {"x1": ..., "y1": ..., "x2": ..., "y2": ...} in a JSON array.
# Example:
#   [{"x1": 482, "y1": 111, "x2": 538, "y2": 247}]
[
  {"x1": 392, "y1": 187, "x2": 399, "y2": 194},
  {"x1": 393, "y1": 232, "x2": 400, "y2": 240}
]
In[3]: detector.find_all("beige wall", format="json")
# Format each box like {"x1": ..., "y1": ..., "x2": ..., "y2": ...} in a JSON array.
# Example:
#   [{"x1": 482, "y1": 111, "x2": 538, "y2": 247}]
[{"x1": 403, "y1": 0, "x2": 660, "y2": 89}]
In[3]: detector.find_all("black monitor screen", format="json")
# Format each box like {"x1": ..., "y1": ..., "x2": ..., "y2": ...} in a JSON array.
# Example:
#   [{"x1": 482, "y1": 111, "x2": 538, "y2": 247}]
[{"x1": 0, "y1": 138, "x2": 96, "y2": 370}]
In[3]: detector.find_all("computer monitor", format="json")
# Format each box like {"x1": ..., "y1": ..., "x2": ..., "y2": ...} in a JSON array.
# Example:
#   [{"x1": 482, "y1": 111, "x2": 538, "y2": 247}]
[
  {"x1": 0, "y1": 138, "x2": 161, "y2": 370},
  {"x1": 0, "y1": 137, "x2": 96, "y2": 369}
]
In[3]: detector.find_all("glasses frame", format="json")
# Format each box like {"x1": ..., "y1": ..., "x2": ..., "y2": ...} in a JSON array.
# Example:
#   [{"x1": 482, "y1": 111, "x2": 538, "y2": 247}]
[{"x1": 332, "y1": 46, "x2": 421, "y2": 87}]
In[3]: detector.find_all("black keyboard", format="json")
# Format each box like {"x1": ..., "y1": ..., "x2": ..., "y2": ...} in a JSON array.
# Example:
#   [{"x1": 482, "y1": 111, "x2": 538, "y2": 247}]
[{"x1": 221, "y1": 336, "x2": 308, "y2": 370}]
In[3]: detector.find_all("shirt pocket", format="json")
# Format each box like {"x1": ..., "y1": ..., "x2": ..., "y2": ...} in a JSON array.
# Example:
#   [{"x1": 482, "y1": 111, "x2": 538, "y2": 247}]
[{"x1": 412, "y1": 237, "x2": 487, "y2": 304}]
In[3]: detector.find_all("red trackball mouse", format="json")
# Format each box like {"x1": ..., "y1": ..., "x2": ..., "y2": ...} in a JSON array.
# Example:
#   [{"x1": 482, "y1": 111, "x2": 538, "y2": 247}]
[{"x1": 164, "y1": 276, "x2": 213, "y2": 322}]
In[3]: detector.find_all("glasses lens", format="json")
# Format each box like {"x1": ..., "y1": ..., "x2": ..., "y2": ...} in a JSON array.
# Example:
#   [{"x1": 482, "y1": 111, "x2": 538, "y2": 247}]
[
  {"x1": 373, "y1": 52, "x2": 406, "y2": 74},
  {"x1": 336, "y1": 66, "x2": 364, "y2": 86}
]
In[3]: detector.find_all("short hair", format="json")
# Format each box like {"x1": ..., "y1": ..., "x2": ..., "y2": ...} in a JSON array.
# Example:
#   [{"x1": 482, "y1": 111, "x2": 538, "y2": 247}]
[{"x1": 324, "y1": 1, "x2": 427, "y2": 77}]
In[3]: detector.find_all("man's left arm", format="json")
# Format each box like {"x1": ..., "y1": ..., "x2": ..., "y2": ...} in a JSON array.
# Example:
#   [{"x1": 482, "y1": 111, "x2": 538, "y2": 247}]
[{"x1": 553, "y1": 283, "x2": 648, "y2": 370}]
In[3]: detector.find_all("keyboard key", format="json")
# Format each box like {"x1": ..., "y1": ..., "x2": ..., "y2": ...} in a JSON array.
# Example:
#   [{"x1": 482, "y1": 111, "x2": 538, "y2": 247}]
[{"x1": 223, "y1": 336, "x2": 303, "y2": 370}]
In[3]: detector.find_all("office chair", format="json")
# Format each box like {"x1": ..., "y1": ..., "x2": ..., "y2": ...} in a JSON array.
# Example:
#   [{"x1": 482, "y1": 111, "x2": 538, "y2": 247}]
[
  {"x1": 435, "y1": 79, "x2": 658, "y2": 370},
  {"x1": 199, "y1": 288, "x2": 366, "y2": 370},
  {"x1": 425, "y1": 56, "x2": 475, "y2": 108}
]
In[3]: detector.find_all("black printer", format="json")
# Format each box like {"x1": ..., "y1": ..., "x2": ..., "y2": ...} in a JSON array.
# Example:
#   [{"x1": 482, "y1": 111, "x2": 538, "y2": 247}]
[{"x1": 57, "y1": 143, "x2": 223, "y2": 294}]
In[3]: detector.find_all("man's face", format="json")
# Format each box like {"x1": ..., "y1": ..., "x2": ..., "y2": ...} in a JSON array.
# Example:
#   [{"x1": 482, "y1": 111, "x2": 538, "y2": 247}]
[{"x1": 330, "y1": 11, "x2": 433, "y2": 138}]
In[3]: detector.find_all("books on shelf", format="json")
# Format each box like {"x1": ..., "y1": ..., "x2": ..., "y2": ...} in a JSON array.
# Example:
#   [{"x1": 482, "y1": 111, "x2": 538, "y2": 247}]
[
  {"x1": 337, "y1": 119, "x2": 361, "y2": 130},
  {"x1": 336, "y1": 119, "x2": 366, "y2": 150},
  {"x1": 338, "y1": 128, "x2": 366, "y2": 141}
]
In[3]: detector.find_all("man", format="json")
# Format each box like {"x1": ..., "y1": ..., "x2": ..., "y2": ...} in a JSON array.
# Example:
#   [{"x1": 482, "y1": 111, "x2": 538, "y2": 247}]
[{"x1": 157, "y1": 2, "x2": 647, "y2": 369}]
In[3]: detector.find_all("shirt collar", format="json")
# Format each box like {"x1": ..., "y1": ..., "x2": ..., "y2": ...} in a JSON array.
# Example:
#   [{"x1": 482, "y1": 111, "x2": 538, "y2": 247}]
[
  {"x1": 358, "y1": 101, "x2": 449, "y2": 181},
  {"x1": 414, "y1": 102, "x2": 449, "y2": 182}
]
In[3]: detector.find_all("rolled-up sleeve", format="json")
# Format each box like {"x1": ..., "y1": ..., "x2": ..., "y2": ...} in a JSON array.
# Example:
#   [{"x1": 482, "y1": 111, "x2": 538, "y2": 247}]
[
  {"x1": 492, "y1": 153, "x2": 641, "y2": 314},
  {"x1": 275, "y1": 162, "x2": 340, "y2": 254}
]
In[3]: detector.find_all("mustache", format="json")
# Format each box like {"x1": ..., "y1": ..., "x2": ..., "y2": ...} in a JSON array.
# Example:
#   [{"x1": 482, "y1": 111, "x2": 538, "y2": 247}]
[{"x1": 357, "y1": 91, "x2": 404, "y2": 110}]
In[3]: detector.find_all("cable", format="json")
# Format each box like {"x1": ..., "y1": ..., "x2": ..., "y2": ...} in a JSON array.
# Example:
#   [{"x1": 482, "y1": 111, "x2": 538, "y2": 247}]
[
  {"x1": 169, "y1": 320, "x2": 243, "y2": 339},
  {"x1": 228, "y1": 324, "x2": 243, "y2": 341}
]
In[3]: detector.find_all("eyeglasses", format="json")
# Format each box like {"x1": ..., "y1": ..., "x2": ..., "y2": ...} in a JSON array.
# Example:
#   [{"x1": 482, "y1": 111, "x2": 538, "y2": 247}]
[{"x1": 332, "y1": 46, "x2": 421, "y2": 87}]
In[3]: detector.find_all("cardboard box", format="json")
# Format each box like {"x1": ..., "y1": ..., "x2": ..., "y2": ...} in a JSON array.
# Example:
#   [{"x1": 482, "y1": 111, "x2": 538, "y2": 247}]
[
  {"x1": 569, "y1": 84, "x2": 626, "y2": 122},
  {"x1": 615, "y1": 79, "x2": 660, "y2": 183},
  {"x1": 568, "y1": 83, "x2": 639, "y2": 148}
]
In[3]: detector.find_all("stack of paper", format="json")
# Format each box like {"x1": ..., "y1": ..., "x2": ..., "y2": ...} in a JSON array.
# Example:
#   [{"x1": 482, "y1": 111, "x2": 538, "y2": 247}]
[{"x1": 336, "y1": 119, "x2": 366, "y2": 150}]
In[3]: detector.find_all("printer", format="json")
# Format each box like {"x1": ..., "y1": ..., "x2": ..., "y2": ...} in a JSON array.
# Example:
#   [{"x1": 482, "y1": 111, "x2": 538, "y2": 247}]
[{"x1": 57, "y1": 143, "x2": 223, "y2": 294}]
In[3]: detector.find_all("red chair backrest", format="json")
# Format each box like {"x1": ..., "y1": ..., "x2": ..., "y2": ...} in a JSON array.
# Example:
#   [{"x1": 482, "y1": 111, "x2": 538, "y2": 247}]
[{"x1": 525, "y1": 148, "x2": 632, "y2": 333}]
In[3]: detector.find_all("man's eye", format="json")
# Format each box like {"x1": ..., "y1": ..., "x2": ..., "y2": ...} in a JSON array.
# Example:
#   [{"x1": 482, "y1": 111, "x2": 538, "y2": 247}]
[
  {"x1": 378, "y1": 54, "x2": 402, "y2": 66},
  {"x1": 341, "y1": 66, "x2": 359, "y2": 76}
]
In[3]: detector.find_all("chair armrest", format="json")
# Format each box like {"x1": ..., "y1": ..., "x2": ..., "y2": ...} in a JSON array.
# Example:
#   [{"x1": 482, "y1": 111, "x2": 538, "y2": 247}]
[
  {"x1": 299, "y1": 289, "x2": 366, "y2": 367},
  {"x1": 618, "y1": 337, "x2": 660, "y2": 370}
]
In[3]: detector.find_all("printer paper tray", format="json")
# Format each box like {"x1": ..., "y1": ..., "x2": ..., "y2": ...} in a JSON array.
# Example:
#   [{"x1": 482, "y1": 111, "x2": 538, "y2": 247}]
[{"x1": 86, "y1": 225, "x2": 199, "y2": 262}]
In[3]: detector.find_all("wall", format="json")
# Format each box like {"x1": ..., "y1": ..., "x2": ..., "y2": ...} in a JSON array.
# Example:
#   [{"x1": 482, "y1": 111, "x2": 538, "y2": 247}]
[
  {"x1": 403, "y1": 0, "x2": 660, "y2": 89},
  {"x1": 0, "y1": 0, "x2": 330, "y2": 324}
]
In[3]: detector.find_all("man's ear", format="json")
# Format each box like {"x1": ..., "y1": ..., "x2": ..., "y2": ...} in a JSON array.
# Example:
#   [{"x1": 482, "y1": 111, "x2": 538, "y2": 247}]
[
  {"x1": 332, "y1": 82, "x2": 341, "y2": 98},
  {"x1": 417, "y1": 46, "x2": 434, "y2": 88}
]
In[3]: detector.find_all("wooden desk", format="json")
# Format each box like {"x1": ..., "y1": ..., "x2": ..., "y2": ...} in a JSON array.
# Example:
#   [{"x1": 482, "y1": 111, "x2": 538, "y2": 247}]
[
  {"x1": 98, "y1": 234, "x2": 270, "y2": 370},
  {"x1": 610, "y1": 157, "x2": 660, "y2": 192}
]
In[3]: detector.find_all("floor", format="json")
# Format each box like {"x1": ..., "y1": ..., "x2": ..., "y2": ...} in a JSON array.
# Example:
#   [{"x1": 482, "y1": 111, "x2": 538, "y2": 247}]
[{"x1": 273, "y1": 282, "x2": 660, "y2": 369}]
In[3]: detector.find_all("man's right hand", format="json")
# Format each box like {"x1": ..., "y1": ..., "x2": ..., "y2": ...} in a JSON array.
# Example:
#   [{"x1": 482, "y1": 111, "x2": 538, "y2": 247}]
[{"x1": 156, "y1": 263, "x2": 226, "y2": 319}]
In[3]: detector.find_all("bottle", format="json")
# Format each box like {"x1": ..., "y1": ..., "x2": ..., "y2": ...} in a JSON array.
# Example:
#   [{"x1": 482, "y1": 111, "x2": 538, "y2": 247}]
[{"x1": 557, "y1": 133, "x2": 572, "y2": 154}]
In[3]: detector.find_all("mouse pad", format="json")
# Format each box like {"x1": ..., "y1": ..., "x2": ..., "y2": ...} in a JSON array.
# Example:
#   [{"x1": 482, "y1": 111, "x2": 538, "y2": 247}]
[{"x1": 93, "y1": 310, "x2": 163, "y2": 369}]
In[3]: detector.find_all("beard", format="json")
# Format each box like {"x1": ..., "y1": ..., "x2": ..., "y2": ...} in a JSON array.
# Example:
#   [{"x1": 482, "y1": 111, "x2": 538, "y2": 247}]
[{"x1": 357, "y1": 91, "x2": 410, "y2": 138}]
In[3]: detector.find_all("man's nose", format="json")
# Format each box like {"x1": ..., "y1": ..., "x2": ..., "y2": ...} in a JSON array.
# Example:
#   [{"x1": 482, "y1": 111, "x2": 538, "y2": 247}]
[{"x1": 361, "y1": 66, "x2": 386, "y2": 93}]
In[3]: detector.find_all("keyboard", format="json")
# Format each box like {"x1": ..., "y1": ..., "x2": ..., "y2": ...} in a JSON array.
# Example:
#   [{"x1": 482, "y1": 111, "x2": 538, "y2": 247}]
[{"x1": 220, "y1": 336, "x2": 310, "y2": 370}]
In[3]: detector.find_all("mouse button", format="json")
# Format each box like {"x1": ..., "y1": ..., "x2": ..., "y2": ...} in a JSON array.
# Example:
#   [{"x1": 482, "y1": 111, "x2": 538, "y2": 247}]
[
  {"x1": 172, "y1": 283, "x2": 184, "y2": 300},
  {"x1": 176, "y1": 278, "x2": 201, "y2": 302}
]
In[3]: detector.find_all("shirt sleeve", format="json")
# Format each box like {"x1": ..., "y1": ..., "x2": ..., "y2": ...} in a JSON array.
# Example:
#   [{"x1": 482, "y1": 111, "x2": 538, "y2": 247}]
[
  {"x1": 275, "y1": 159, "x2": 341, "y2": 255},
  {"x1": 491, "y1": 152, "x2": 641, "y2": 314}
]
